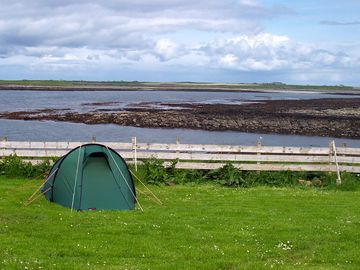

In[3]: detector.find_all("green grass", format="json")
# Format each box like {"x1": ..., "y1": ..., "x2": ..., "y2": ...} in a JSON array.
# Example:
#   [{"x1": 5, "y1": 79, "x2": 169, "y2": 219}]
[{"x1": 1, "y1": 177, "x2": 360, "y2": 269}]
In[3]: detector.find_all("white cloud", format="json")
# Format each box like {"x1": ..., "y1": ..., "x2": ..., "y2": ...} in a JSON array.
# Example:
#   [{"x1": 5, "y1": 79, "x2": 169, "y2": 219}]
[
  {"x1": 1, "y1": 32, "x2": 359, "y2": 84},
  {"x1": 199, "y1": 33, "x2": 360, "y2": 73},
  {"x1": 0, "y1": 0, "x2": 359, "y2": 84},
  {"x1": 0, "y1": 0, "x2": 286, "y2": 52},
  {"x1": 155, "y1": 39, "x2": 182, "y2": 61},
  {"x1": 219, "y1": 54, "x2": 238, "y2": 68}
]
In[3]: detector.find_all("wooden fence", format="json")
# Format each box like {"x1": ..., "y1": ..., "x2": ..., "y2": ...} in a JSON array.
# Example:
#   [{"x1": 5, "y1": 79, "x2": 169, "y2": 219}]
[{"x1": 1, "y1": 139, "x2": 360, "y2": 178}]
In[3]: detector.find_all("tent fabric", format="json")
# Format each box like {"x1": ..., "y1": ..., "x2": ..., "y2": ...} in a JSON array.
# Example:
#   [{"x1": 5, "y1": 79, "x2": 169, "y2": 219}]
[{"x1": 43, "y1": 144, "x2": 136, "y2": 211}]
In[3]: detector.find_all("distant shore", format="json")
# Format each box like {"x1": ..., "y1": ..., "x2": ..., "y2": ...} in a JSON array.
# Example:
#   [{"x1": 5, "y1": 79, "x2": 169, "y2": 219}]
[
  {"x1": 2, "y1": 98, "x2": 360, "y2": 138},
  {"x1": 0, "y1": 81, "x2": 359, "y2": 94}
]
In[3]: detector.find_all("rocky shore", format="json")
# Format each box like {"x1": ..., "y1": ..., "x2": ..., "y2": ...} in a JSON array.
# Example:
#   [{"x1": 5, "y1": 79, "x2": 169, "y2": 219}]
[{"x1": 1, "y1": 98, "x2": 360, "y2": 138}]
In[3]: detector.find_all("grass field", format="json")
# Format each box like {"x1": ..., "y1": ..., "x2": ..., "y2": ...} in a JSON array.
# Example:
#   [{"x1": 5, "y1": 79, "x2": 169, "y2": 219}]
[{"x1": 1, "y1": 177, "x2": 360, "y2": 269}]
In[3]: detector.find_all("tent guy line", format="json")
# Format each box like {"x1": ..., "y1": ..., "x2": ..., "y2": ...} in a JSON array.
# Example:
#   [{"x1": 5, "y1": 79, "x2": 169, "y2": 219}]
[{"x1": 105, "y1": 146, "x2": 144, "y2": 212}]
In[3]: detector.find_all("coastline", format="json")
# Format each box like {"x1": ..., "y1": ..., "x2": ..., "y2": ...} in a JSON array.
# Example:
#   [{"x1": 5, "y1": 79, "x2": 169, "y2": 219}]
[{"x1": 1, "y1": 83, "x2": 359, "y2": 95}]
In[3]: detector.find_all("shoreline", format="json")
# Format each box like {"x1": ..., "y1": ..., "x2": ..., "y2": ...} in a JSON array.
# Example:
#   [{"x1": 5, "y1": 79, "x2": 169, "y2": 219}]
[
  {"x1": 1, "y1": 84, "x2": 360, "y2": 95},
  {"x1": 1, "y1": 98, "x2": 360, "y2": 139}
]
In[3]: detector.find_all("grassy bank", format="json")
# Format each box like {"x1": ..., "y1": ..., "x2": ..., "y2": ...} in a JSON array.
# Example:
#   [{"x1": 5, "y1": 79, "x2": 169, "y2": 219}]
[{"x1": 1, "y1": 177, "x2": 360, "y2": 269}]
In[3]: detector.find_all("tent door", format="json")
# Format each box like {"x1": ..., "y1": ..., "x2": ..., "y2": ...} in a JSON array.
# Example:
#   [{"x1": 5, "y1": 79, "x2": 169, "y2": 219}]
[{"x1": 80, "y1": 156, "x2": 131, "y2": 210}]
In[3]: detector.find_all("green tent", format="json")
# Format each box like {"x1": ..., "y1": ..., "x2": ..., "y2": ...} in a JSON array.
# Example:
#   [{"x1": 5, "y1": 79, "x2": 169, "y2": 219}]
[{"x1": 43, "y1": 143, "x2": 136, "y2": 211}]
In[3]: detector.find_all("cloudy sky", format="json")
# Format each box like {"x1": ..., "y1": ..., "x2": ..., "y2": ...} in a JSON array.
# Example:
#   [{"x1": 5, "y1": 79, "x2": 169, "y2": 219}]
[{"x1": 0, "y1": 0, "x2": 359, "y2": 85}]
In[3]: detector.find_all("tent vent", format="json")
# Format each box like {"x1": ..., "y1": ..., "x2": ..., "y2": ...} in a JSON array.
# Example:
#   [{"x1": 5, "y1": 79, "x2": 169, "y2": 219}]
[{"x1": 88, "y1": 152, "x2": 107, "y2": 158}]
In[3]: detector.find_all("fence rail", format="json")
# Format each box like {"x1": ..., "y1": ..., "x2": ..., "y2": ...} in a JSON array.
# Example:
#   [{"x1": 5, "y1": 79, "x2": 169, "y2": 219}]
[{"x1": 1, "y1": 139, "x2": 360, "y2": 174}]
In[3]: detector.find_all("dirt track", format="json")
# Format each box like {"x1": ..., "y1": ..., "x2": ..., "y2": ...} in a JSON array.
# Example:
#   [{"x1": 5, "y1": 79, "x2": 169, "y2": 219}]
[{"x1": 1, "y1": 98, "x2": 360, "y2": 138}]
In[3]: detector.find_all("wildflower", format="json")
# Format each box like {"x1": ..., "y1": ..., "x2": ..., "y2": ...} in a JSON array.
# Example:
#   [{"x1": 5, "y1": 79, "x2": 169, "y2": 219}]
[{"x1": 276, "y1": 241, "x2": 293, "y2": 250}]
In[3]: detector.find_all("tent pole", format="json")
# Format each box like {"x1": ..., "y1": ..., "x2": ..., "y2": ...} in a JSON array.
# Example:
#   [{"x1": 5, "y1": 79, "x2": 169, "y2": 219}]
[{"x1": 71, "y1": 145, "x2": 82, "y2": 212}]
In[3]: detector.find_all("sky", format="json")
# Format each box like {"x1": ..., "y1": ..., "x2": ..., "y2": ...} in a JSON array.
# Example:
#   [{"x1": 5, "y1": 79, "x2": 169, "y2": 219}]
[{"x1": 0, "y1": 0, "x2": 359, "y2": 85}]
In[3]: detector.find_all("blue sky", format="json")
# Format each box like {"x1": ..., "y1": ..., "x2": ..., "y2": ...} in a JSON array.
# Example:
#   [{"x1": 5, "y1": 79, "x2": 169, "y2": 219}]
[
  {"x1": 264, "y1": 1, "x2": 360, "y2": 44},
  {"x1": 0, "y1": 0, "x2": 359, "y2": 85}
]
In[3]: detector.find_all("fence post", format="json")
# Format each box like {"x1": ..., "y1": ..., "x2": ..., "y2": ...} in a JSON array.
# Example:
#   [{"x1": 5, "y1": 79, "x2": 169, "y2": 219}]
[
  {"x1": 176, "y1": 137, "x2": 180, "y2": 158},
  {"x1": 328, "y1": 141, "x2": 333, "y2": 173},
  {"x1": 44, "y1": 141, "x2": 48, "y2": 157},
  {"x1": 332, "y1": 140, "x2": 341, "y2": 186},
  {"x1": 132, "y1": 137, "x2": 138, "y2": 171},
  {"x1": 341, "y1": 143, "x2": 347, "y2": 159},
  {"x1": 256, "y1": 138, "x2": 262, "y2": 167},
  {"x1": 0, "y1": 137, "x2": 7, "y2": 153}
]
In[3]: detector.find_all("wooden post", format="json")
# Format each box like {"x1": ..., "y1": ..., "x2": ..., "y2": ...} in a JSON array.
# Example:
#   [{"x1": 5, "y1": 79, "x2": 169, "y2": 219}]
[
  {"x1": 256, "y1": 138, "x2": 262, "y2": 166},
  {"x1": 328, "y1": 141, "x2": 333, "y2": 173},
  {"x1": 0, "y1": 137, "x2": 7, "y2": 152},
  {"x1": 132, "y1": 137, "x2": 138, "y2": 171},
  {"x1": 341, "y1": 143, "x2": 347, "y2": 158},
  {"x1": 44, "y1": 141, "x2": 48, "y2": 157},
  {"x1": 176, "y1": 137, "x2": 180, "y2": 158},
  {"x1": 332, "y1": 140, "x2": 341, "y2": 186}
]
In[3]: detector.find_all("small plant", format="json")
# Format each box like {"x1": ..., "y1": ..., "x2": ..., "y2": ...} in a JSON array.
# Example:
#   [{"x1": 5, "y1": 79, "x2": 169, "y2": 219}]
[
  {"x1": 140, "y1": 158, "x2": 172, "y2": 185},
  {"x1": 206, "y1": 163, "x2": 247, "y2": 187},
  {"x1": 137, "y1": 159, "x2": 205, "y2": 185},
  {"x1": 0, "y1": 155, "x2": 53, "y2": 179}
]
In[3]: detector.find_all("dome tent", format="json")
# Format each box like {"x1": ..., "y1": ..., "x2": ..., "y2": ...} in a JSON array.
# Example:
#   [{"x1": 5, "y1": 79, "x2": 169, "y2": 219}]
[{"x1": 42, "y1": 143, "x2": 136, "y2": 211}]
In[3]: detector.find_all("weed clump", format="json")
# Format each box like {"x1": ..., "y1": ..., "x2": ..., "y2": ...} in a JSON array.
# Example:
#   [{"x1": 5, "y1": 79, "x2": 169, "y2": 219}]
[
  {"x1": 0, "y1": 155, "x2": 53, "y2": 179},
  {"x1": 137, "y1": 159, "x2": 205, "y2": 185},
  {"x1": 2, "y1": 155, "x2": 359, "y2": 190},
  {"x1": 133, "y1": 159, "x2": 360, "y2": 190}
]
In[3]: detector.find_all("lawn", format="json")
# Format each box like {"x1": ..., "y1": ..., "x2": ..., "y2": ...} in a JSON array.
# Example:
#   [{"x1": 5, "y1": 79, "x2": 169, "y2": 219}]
[{"x1": 0, "y1": 177, "x2": 359, "y2": 269}]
